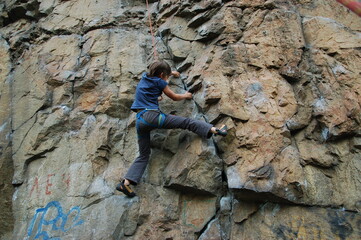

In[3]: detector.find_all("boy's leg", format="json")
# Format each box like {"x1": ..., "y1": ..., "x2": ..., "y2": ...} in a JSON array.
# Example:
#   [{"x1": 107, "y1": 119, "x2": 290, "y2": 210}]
[
  {"x1": 124, "y1": 112, "x2": 212, "y2": 182},
  {"x1": 123, "y1": 111, "x2": 159, "y2": 185},
  {"x1": 124, "y1": 128, "x2": 151, "y2": 185},
  {"x1": 162, "y1": 114, "x2": 213, "y2": 139}
]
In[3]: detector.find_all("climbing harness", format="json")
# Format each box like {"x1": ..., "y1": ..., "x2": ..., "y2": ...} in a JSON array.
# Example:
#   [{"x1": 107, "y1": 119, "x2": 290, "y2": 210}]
[
  {"x1": 145, "y1": 0, "x2": 158, "y2": 59},
  {"x1": 136, "y1": 109, "x2": 166, "y2": 138},
  {"x1": 336, "y1": 0, "x2": 361, "y2": 17}
]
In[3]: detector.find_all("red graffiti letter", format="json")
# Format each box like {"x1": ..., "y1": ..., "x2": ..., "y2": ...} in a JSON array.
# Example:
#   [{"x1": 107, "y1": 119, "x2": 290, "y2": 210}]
[
  {"x1": 62, "y1": 173, "x2": 70, "y2": 188},
  {"x1": 46, "y1": 174, "x2": 55, "y2": 195},
  {"x1": 30, "y1": 177, "x2": 39, "y2": 197}
]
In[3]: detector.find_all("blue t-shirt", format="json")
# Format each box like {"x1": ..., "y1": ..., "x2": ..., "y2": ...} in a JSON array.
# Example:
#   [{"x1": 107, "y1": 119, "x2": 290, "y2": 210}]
[{"x1": 131, "y1": 72, "x2": 168, "y2": 110}]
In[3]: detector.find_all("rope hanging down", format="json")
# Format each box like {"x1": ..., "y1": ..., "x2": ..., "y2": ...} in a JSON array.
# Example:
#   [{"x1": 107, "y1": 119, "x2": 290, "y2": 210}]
[
  {"x1": 336, "y1": 0, "x2": 361, "y2": 17},
  {"x1": 145, "y1": 0, "x2": 158, "y2": 59}
]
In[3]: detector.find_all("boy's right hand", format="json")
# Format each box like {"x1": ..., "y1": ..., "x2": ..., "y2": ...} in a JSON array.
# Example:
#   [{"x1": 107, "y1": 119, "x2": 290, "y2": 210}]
[
  {"x1": 184, "y1": 92, "x2": 192, "y2": 99},
  {"x1": 171, "y1": 71, "x2": 180, "y2": 78}
]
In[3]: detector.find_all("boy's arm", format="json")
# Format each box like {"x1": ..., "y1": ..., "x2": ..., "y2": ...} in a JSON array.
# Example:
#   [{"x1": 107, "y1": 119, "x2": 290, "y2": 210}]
[{"x1": 163, "y1": 86, "x2": 192, "y2": 101}]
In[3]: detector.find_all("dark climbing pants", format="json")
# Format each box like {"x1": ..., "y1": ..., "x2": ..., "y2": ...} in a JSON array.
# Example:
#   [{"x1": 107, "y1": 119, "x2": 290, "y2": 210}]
[{"x1": 124, "y1": 110, "x2": 213, "y2": 185}]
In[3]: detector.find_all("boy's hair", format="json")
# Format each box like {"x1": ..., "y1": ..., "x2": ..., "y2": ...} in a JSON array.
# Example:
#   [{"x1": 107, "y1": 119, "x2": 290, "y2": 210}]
[{"x1": 148, "y1": 61, "x2": 172, "y2": 77}]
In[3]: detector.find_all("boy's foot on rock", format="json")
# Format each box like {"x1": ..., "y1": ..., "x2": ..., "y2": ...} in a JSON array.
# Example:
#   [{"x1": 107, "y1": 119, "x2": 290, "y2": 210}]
[
  {"x1": 216, "y1": 125, "x2": 228, "y2": 136},
  {"x1": 116, "y1": 180, "x2": 136, "y2": 198}
]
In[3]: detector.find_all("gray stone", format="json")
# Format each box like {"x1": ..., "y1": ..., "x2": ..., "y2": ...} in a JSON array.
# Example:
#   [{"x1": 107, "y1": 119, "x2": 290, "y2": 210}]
[
  {"x1": 232, "y1": 200, "x2": 260, "y2": 223},
  {"x1": 168, "y1": 37, "x2": 192, "y2": 61},
  {"x1": 231, "y1": 203, "x2": 361, "y2": 240},
  {"x1": 198, "y1": 219, "x2": 222, "y2": 240},
  {"x1": 195, "y1": 12, "x2": 226, "y2": 42},
  {"x1": 353, "y1": 137, "x2": 361, "y2": 149},
  {"x1": 220, "y1": 197, "x2": 232, "y2": 214},
  {"x1": 163, "y1": 136, "x2": 223, "y2": 195},
  {"x1": 0, "y1": 35, "x2": 14, "y2": 238}
]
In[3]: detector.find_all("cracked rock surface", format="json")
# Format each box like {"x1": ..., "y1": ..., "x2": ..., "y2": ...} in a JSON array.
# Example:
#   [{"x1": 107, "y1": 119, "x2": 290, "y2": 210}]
[{"x1": 0, "y1": 0, "x2": 360, "y2": 239}]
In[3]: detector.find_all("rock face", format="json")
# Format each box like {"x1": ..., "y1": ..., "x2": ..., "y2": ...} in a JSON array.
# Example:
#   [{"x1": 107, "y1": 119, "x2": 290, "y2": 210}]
[
  {"x1": 0, "y1": 30, "x2": 14, "y2": 239},
  {"x1": 0, "y1": 0, "x2": 360, "y2": 239}
]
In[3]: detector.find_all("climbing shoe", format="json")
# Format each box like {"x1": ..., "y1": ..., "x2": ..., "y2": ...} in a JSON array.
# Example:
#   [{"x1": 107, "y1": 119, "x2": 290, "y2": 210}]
[
  {"x1": 116, "y1": 180, "x2": 136, "y2": 198},
  {"x1": 216, "y1": 125, "x2": 228, "y2": 137}
]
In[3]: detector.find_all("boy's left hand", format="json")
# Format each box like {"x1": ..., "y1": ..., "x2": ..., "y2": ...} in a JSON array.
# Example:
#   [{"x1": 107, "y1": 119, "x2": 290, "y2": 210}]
[{"x1": 171, "y1": 71, "x2": 180, "y2": 78}]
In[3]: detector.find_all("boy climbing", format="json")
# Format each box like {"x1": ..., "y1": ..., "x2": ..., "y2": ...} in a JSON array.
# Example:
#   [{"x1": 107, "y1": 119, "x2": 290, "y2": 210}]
[{"x1": 116, "y1": 60, "x2": 227, "y2": 197}]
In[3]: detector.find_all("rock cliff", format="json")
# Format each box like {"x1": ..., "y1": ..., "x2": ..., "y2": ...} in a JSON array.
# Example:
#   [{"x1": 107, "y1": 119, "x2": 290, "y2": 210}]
[{"x1": 0, "y1": 0, "x2": 360, "y2": 239}]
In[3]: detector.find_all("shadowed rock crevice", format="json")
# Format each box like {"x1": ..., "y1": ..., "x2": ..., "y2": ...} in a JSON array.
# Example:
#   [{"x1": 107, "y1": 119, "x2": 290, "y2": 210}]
[{"x1": 1, "y1": 0, "x2": 47, "y2": 27}]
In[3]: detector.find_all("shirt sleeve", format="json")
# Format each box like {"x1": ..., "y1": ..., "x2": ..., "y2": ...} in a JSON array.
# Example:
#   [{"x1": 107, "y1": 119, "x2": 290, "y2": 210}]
[{"x1": 157, "y1": 79, "x2": 168, "y2": 91}]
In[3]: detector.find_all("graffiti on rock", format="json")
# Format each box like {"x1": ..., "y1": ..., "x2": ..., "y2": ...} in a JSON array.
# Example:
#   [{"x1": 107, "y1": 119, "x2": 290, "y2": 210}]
[
  {"x1": 27, "y1": 201, "x2": 84, "y2": 240},
  {"x1": 29, "y1": 173, "x2": 70, "y2": 197}
]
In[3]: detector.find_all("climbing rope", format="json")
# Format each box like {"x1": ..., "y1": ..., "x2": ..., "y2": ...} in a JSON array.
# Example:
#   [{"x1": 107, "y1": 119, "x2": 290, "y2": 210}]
[
  {"x1": 336, "y1": 0, "x2": 361, "y2": 17},
  {"x1": 145, "y1": 0, "x2": 158, "y2": 60}
]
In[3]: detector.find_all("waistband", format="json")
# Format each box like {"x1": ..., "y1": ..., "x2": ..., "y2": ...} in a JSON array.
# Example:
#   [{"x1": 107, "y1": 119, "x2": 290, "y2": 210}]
[{"x1": 135, "y1": 108, "x2": 159, "y2": 113}]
